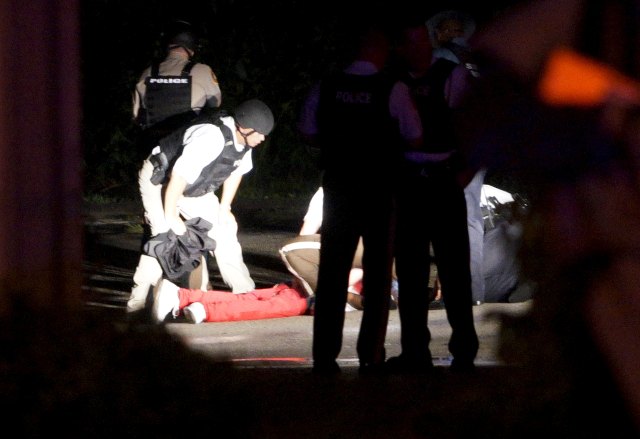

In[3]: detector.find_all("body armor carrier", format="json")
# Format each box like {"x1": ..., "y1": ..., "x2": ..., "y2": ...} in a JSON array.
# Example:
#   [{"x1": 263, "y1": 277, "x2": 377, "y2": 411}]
[
  {"x1": 149, "y1": 109, "x2": 248, "y2": 197},
  {"x1": 402, "y1": 58, "x2": 459, "y2": 154},
  {"x1": 142, "y1": 60, "x2": 196, "y2": 128}
]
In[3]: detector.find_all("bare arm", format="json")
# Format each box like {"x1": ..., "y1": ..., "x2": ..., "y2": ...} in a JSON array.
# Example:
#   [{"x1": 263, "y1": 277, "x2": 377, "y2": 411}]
[
  {"x1": 299, "y1": 216, "x2": 323, "y2": 235},
  {"x1": 299, "y1": 187, "x2": 324, "y2": 235},
  {"x1": 220, "y1": 172, "x2": 243, "y2": 209}
]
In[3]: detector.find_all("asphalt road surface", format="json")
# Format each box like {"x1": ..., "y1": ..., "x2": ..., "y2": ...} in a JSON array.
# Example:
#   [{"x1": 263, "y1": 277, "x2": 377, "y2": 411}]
[
  {"x1": 77, "y1": 199, "x2": 627, "y2": 438},
  {"x1": 82, "y1": 199, "x2": 531, "y2": 371}
]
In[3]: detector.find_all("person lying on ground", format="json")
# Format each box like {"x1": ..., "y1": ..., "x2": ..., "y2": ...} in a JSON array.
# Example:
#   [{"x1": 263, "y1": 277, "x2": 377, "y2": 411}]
[
  {"x1": 281, "y1": 185, "x2": 533, "y2": 308},
  {"x1": 152, "y1": 278, "x2": 310, "y2": 324},
  {"x1": 281, "y1": 233, "x2": 440, "y2": 311},
  {"x1": 280, "y1": 187, "x2": 440, "y2": 312}
]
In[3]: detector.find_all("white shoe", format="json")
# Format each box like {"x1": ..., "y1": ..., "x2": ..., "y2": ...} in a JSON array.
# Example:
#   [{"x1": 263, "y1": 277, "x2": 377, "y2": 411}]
[
  {"x1": 152, "y1": 279, "x2": 180, "y2": 323},
  {"x1": 345, "y1": 303, "x2": 358, "y2": 312},
  {"x1": 126, "y1": 297, "x2": 147, "y2": 313},
  {"x1": 126, "y1": 284, "x2": 151, "y2": 312},
  {"x1": 183, "y1": 302, "x2": 207, "y2": 324}
]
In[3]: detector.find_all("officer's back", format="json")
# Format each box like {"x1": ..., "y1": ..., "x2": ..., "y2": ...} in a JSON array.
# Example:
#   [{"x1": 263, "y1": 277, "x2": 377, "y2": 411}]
[{"x1": 132, "y1": 20, "x2": 222, "y2": 158}]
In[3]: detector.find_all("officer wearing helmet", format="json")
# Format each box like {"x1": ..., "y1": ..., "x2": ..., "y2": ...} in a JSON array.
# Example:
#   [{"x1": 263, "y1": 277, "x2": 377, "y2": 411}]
[
  {"x1": 132, "y1": 20, "x2": 222, "y2": 155},
  {"x1": 127, "y1": 99, "x2": 275, "y2": 314}
]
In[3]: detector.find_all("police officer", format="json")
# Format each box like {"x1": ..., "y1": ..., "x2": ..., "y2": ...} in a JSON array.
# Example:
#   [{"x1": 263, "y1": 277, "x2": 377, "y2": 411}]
[
  {"x1": 132, "y1": 20, "x2": 223, "y2": 290},
  {"x1": 298, "y1": 20, "x2": 423, "y2": 374},
  {"x1": 389, "y1": 19, "x2": 479, "y2": 373},
  {"x1": 126, "y1": 99, "x2": 274, "y2": 313},
  {"x1": 132, "y1": 20, "x2": 222, "y2": 153},
  {"x1": 427, "y1": 10, "x2": 486, "y2": 305}
]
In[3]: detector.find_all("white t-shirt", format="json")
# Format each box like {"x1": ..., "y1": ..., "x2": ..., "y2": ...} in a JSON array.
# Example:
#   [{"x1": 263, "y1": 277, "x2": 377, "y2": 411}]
[
  {"x1": 480, "y1": 184, "x2": 514, "y2": 208},
  {"x1": 170, "y1": 116, "x2": 253, "y2": 185},
  {"x1": 303, "y1": 187, "x2": 324, "y2": 225}
]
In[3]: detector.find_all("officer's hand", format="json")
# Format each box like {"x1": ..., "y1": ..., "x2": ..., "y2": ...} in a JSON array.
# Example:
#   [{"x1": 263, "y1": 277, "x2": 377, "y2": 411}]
[{"x1": 168, "y1": 217, "x2": 186, "y2": 235}]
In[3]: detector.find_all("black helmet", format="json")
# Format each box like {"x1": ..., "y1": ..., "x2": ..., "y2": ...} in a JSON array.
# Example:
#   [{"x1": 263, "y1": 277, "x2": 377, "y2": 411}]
[
  {"x1": 168, "y1": 31, "x2": 197, "y2": 52},
  {"x1": 162, "y1": 20, "x2": 198, "y2": 52},
  {"x1": 234, "y1": 99, "x2": 275, "y2": 135}
]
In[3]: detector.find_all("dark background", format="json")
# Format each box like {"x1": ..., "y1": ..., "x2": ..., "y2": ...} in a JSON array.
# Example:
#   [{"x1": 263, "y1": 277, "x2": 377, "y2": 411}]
[{"x1": 80, "y1": 0, "x2": 527, "y2": 201}]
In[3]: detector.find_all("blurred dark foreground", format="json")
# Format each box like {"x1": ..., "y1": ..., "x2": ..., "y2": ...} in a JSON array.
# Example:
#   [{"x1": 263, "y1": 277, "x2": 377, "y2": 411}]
[
  {"x1": 0, "y1": 303, "x2": 635, "y2": 438},
  {"x1": 0, "y1": 197, "x2": 637, "y2": 438}
]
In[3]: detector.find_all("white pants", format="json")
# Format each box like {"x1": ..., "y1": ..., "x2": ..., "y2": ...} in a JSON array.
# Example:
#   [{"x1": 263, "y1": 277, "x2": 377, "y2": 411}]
[
  {"x1": 464, "y1": 168, "x2": 487, "y2": 304},
  {"x1": 127, "y1": 160, "x2": 255, "y2": 311}
]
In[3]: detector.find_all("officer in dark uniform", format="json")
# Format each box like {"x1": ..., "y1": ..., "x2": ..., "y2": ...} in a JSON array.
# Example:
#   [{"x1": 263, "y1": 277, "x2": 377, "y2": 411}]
[
  {"x1": 388, "y1": 19, "x2": 479, "y2": 373},
  {"x1": 298, "y1": 20, "x2": 423, "y2": 374}
]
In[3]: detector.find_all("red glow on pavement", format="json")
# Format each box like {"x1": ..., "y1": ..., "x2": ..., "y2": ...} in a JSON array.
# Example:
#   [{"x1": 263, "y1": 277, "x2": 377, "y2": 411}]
[{"x1": 230, "y1": 357, "x2": 310, "y2": 363}]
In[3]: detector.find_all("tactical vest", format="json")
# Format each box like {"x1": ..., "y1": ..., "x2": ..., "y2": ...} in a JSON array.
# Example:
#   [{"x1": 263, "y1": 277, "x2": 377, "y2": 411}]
[
  {"x1": 402, "y1": 58, "x2": 458, "y2": 154},
  {"x1": 149, "y1": 109, "x2": 249, "y2": 197},
  {"x1": 142, "y1": 60, "x2": 196, "y2": 128},
  {"x1": 316, "y1": 71, "x2": 401, "y2": 176}
]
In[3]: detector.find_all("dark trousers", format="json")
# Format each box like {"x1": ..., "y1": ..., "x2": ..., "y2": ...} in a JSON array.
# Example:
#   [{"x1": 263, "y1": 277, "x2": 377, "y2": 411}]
[
  {"x1": 395, "y1": 172, "x2": 479, "y2": 363},
  {"x1": 312, "y1": 176, "x2": 394, "y2": 366}
]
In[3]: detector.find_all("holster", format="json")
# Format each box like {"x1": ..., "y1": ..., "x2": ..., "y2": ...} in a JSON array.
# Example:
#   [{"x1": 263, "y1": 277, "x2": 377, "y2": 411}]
[{"x1": 149, "y1": 152, "x2": 169, "y2": 185}]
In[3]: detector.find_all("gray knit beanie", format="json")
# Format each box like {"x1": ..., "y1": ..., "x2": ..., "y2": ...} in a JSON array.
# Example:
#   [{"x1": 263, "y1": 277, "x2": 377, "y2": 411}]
[{"x1": 233, "y1": 99, "x2": 275, "y2": 135}]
